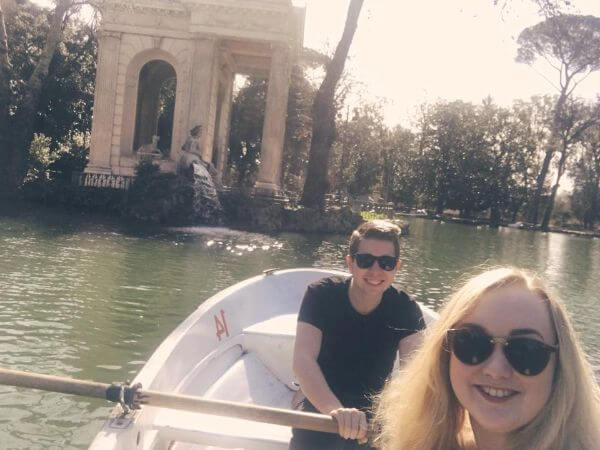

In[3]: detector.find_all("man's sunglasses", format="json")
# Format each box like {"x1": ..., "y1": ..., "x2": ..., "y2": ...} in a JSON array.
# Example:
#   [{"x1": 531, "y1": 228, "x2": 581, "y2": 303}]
[
  {"x1": 352, "y1": 253, "x2": 398, "y2": 271},
  {"x1": 446, "y1": 326, "x2": 558, "y2": 376}
]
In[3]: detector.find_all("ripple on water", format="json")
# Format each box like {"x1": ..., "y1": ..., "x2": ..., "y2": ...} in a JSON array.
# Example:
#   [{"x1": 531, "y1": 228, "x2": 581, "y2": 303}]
[{"x1": 95, "y1": 365, "x2": 122, "y2": 371}]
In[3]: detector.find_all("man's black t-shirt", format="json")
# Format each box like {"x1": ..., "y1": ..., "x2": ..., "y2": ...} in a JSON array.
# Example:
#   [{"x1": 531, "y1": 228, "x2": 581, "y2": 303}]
[{"x1": 297, "y1": 275, "x2": 425, "y2": 410}]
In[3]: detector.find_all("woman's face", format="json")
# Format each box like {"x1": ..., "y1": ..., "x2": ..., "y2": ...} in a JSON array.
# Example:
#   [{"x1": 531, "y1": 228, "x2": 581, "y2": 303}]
[{"x1": 449, "y1": 286, "x2": 557, "y2": 438}]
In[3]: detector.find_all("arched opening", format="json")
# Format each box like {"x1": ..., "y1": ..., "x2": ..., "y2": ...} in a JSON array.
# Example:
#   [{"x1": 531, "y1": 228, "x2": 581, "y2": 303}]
[{"x1": 133, "y1": 60, "x2": 177, "y2": 156}]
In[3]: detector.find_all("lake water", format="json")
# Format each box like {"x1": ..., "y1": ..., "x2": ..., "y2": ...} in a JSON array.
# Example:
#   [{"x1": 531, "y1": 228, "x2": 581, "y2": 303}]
[{"x1": 1, "y1": 203, "x2": 599, "y2": 449}]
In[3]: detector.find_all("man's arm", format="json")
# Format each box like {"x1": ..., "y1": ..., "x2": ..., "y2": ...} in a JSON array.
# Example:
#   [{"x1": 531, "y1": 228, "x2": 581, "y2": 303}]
[
  {"x1": 293, "y1": 322, "x2": 341, "y2": 413},
  {"x1": 293, "y1": 321, "x2": 367, "y2": 442}
]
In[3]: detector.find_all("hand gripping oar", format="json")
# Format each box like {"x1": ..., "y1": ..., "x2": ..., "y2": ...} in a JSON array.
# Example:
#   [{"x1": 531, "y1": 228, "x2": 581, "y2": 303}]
[{"x1": 0, "y1": 367, "x2": 339, "y2": 434}]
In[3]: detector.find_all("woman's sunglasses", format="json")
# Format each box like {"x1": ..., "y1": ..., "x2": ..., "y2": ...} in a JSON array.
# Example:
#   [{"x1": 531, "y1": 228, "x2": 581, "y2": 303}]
[
  {"x1": 446, "y1": 326, "x2": 558, "y2": 376},
  {"x1": 352, "y1": 253, "x2": 398, "y2": 271}
]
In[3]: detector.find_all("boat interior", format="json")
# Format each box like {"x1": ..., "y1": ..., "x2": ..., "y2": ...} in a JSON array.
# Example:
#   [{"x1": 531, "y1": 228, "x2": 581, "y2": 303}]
[
  {"x1": 163, "y1": 314, "x2": 297, "y2": 450},
  {"x1": 108, "y1": 314, "x2": 299, "y2": 450}
]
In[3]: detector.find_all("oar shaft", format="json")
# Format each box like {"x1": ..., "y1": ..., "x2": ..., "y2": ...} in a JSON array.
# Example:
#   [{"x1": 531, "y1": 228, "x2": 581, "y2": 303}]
[
  {"x1": 0, "y1": 368, "x2": 339, "y2": 434},
  {"x1": 145, "y1": 390, "x2": 339, "y2": 434},
  {"x1": 0, "y1": 368, "x2": 109, "y2": 400}
]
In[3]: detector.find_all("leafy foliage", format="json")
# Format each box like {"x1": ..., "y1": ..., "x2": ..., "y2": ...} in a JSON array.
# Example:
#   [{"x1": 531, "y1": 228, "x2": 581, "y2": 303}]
[
  {"x1": 1, "y1": 1, "x2": 96, "y2": 191},
  {"x1": 517, "y1": 14, "x2": 600, "y2": 229},
  {"x1": 27, "y1": 133, "x2": 56, "y2": 182},
  {"x1": 516, "y1": 15, "x2": 600, "y2": 77},
  {"x1": 228, "y1": 77, "x2": 267, "y2": 188},
  {"x1": 332, "y1": 103, "x2": 386, "y2": 198},
  {"x1": 228, "y1": 70, "x2": 316, "y2": 192},
  {"x1": 570, "y1": 124, "x2": 600, "y2": 228}
]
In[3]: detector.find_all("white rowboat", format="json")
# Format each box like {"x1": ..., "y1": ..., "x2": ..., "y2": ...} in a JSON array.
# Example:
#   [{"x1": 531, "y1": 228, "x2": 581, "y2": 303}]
[{"x1": 88, "y1": 268, "x2": 437, "y2": 450}]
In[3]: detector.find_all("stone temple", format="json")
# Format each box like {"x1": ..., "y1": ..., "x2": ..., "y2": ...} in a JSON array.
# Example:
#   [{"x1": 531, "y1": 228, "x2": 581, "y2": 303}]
[{"x1": 86, "y1": 0, "x2": 305, "y2": 196}]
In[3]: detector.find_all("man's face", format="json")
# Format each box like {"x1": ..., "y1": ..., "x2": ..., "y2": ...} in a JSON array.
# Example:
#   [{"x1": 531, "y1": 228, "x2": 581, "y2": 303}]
[{"x1": 345, "y1": 238, "x2": 400, "y2": 296}]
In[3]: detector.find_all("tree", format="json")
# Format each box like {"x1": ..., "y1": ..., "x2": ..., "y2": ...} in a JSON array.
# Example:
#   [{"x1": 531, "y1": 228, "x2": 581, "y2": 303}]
[
  {"x1": 330, "y1": 103, "x2": 387, "y2": 199},
  {"x1": 516, "y1": 14, "x2": 600, "y2": 229},
  {"x1": 415, "y1": 100, "x2": 488, "y2": 216},
  {"x1": 0, "y1": 2, "x2": 97, "y2": 190},
  {"x1": 384, "y1": 126, "x2": 418, "y2": 209},
  {"x1": 540, "y1": 99, "x2": 600, "y2": 229},
  {"x1": 300, "y1": 0, "x2": 364, "y2": 209},
  {"x1": 494, "y1": 0, "x2": 572, "y2": 18},
  {"x1": 479, "y1": 99, "x2": 517, "y2": 227},
  {"x1": 227, "y1": 77, "x2": 267, "y2": 187},
  {"x1": 228, "y1": 70, "x2": 316, "y2": 192},
  {"x1": 505, "y1": 97, "x2": 552, "y2": 222},
  {"x1": 0, "y1": 0, "x2": 91, "y2": 193},
  {"x1": 0, "y1": 2, "x2": 12, "y2": 186},
  {"x1": 571, "y1": 124, "x2": 600, "y2": 229},
  {"x1": 35, "y1": 19, "x2": 97, "y2": 147}
]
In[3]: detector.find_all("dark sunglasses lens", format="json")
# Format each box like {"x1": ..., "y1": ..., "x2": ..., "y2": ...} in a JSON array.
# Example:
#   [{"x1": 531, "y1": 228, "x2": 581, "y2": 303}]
[
  {"x1": 377, "y1": 256, "x2": 397, "y2": 271},
  {"x1": 451, "y1": 329, "x2": 494, "y2": 365},
  {"x1": 354, "y1": 254, "x2": 376, "y2": 269},
  {"x1": 505, "y1": 338, "x2": 552, "y2": 376}
]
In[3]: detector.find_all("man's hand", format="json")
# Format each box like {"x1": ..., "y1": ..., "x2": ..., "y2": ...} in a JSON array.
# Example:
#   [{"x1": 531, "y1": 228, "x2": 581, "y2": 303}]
[{"x1": 330, "y1": 407, "x2": 368, "y2": 444}]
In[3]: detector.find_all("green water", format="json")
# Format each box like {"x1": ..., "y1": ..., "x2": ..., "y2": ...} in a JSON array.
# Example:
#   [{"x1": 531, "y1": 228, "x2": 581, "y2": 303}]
[{"x1": 1, "y1": 204, "x2": 599, "y2": 449}]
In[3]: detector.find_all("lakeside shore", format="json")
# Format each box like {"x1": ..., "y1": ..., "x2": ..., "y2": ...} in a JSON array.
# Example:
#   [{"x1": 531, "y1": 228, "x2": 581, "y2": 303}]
[{"x1": 395, "y1": 212, "x2": 600, "y2": 239}]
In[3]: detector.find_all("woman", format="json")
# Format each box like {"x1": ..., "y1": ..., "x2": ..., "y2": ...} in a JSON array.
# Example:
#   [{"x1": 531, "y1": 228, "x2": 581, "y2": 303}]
[{"x1": 373, "y1": 267, "x2": 600, "y2": 450}]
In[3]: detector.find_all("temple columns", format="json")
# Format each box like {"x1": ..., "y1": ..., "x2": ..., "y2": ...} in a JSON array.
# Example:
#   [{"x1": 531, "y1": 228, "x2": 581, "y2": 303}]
[
  {"x1": 254, "y1": 43, "x2": 292, "y2": 196},
  {"x1": 87, "y1": 31, "x2": 122, "y2": 174},
  {"x1": 186, "y1": 37, "x2": 217, "y2": 164},
  {"x1": 214, "y1": 69, "x2": 234, "y2": 184}
]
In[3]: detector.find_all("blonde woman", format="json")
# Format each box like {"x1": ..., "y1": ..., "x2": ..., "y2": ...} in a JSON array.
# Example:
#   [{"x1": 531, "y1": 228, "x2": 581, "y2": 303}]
[{"x1": 373, "y1": 267, "x2": 600, "y2": 450}]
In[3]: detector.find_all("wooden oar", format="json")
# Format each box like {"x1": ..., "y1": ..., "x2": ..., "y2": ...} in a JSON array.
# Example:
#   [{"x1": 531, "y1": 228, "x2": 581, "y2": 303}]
[{"x1": 0, "y1": 367, "x2": 338, "y2": 434}]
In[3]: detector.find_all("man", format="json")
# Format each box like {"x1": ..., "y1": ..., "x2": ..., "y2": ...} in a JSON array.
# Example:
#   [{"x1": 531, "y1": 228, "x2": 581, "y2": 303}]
[{"x1": 290, "y1": 220, "x2": 425, "y2": 449}]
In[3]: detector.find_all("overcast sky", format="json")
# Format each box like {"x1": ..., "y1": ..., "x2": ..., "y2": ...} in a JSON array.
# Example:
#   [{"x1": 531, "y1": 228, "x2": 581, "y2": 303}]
[{"x1": 297, "y1": 0, "x2": 600, "y2": 126}]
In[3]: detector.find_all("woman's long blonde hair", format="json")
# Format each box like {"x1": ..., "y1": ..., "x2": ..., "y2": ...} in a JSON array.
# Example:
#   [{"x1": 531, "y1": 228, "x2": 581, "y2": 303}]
[{"x1": 372, "y1": 267, "x2": 600, "y2": 450}]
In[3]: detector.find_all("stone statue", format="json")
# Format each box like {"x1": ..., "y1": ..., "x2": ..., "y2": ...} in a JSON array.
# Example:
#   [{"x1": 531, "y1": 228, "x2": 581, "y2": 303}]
[
  {"x1": 137, "y1": 135, "x2": 162, "y2": 157},
  {"x1": 177, "y1": 125, "x2": 219, "y2": 180},
  {"x1": 176, "y1": 124, "x2": 223, "y2": 222},
  {"x1": 178, "y1": 125, "x2": 203, "y2": 174}
]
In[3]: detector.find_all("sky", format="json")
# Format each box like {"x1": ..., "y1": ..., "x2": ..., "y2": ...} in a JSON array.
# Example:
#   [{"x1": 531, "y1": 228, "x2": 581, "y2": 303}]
[{"x1": 296, "y1": 0, "x2": 600, "y2": 126}]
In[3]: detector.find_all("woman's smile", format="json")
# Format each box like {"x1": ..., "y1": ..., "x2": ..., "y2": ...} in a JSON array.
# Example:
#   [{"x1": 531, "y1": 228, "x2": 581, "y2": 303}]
[{"x1": 476, "y1": 385, "x2": 519, "y2": 402}]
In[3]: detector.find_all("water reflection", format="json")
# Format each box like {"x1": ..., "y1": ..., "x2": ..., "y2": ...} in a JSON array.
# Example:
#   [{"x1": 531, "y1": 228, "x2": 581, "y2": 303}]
[{"x1": 0, "y1": 206, "x2": 599, "y2": 449}]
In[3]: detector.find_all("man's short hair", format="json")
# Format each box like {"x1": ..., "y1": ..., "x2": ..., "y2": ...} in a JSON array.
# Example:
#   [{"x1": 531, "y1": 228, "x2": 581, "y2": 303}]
[{"x1": 349, "y1": 220, "x2": 401, "y2": 258}]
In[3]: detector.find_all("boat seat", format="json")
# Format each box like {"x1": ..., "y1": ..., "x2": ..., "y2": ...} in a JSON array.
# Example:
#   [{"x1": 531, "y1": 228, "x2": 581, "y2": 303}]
[
  {"x1": 242, "y1": 314, "x2": 298, "y2": 390},
  {"x1": 152, "y1": 352, "x2": 293, "y2": 450}
]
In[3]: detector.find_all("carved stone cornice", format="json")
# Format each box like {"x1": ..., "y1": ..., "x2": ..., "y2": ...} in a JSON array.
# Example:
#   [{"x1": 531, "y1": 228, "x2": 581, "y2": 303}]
[
  {"x1": 187, "y1": 3, "x2": 293, "y2": 38},
  {"x1": 101, "y1": 0, "x2": 187, "y2": 18},
  {"x1": 181, "y1": 0, "x2": 292, "y2": 14},
  {"x1": 97, "y1": 30, "x2": 122, "y2": 40}
]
